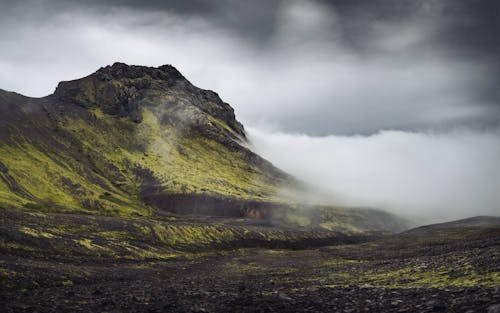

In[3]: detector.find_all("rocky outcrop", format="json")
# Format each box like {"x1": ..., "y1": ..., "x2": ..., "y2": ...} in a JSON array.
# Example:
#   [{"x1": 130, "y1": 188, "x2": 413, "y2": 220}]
[{"x1": 53, "y1": 62, "x2": 245, "y2": 139}]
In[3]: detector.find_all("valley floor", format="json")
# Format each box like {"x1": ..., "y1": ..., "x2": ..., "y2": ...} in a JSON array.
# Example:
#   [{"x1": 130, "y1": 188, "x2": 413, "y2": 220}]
[{"x1": 1, "y1": 211, "x2": 499, "y2": 312}]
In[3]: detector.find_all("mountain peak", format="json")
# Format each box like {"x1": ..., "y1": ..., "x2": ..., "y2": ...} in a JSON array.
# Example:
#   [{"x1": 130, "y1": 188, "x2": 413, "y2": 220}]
[
  {"x1": 52, "y1": 63, "x2": 245, "y2": 139},
  {"x1": 0, "y1": 63, "x2": 293, "y2": 218},
  {"x1": 53, "y1": 63, "x2": 188, "y2": 123},
  {"x1": 94, "y1": 62, "x2": 186, "y2": 81}
]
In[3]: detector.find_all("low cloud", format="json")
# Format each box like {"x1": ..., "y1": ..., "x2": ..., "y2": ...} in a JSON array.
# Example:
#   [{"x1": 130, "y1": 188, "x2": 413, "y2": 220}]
[{"x1": 248, "y1": 127, "x2": 500, "y2": 222}]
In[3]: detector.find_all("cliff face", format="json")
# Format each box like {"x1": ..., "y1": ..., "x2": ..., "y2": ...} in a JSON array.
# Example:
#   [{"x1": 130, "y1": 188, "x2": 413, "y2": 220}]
[{"x1": 0, "y1": 63, "x2": 292, "y2": 217}]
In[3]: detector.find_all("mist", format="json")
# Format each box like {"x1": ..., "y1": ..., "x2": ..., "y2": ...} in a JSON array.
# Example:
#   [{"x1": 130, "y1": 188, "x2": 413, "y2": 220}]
[{"x1": 249, "y1": 127, "x2": 500, "y2": 222}]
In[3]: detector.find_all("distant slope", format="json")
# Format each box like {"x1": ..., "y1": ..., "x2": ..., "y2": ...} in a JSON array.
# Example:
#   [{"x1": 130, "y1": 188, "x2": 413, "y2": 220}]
[
  {"x1": 401, "y1": 216, "x2": 500, "y2": 238},
  {"x1": 356, "y1": 215, "x2": 500, "y2": 258},
  {"x1": 405, "y1": 216, "x2": 500, "y2": 232}
]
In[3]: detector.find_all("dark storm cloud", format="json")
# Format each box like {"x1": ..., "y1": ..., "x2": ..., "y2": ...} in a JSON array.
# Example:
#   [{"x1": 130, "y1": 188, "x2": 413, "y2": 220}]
[
  {"x1": 80, "y1": 0, "x2": 500, "y2": 70},
  {"x1": 83, "y1": 0, "x2": 281, "y2": 39},
  {"x1": 2, "y1": 0, "x2": 282, "y2": 43},
  {"x1": 322, "y1": 0, "x2": 500, "y2": 53},
  {"x1": 323, "y1": 0, "x2": 500, "y2": 110}
]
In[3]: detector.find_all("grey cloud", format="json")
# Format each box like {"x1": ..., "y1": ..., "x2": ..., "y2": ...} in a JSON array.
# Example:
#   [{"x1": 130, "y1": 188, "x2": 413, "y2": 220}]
[{"x1": 0, "y1": 0, "x2": 497, "y2": 135}]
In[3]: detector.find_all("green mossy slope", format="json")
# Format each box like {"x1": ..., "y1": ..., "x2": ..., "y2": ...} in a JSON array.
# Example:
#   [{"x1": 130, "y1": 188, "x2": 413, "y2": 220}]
[{"x1": 0, "y1": 63, "x2": 291, "y2": 218}]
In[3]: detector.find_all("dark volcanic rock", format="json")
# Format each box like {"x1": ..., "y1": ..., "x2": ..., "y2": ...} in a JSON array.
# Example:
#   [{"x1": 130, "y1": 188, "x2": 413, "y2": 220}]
[{"x1": 53, "y1": 62, "x2": 245, "y2": 138}]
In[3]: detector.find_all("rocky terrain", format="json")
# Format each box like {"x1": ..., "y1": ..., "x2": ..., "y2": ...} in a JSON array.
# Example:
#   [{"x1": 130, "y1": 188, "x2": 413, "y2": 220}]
[
  {"x1": 1, "y1": 63, "x2": 499, "y2": 312},
  {"x1": 1, "y1": 215, "x2": 499, "y2": 312}
]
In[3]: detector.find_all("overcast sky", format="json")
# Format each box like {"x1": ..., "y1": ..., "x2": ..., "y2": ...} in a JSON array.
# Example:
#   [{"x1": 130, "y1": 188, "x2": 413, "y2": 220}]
[{"x1": 1, "y1": 0, "x2": 499, "y2": 221}]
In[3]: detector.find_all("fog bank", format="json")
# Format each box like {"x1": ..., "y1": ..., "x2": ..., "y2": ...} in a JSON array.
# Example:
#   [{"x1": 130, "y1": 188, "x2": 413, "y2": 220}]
[{"x1": 248, "y1": 127, "x2": 500, "y2": 222}]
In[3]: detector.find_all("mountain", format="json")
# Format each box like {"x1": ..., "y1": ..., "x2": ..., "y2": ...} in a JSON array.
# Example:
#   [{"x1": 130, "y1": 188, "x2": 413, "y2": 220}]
[
  {"x1": 0, "y1": 63, "x2": 294, "y2": 217},
  {"x1": 0, "y1": 62, "x2": 408, "y2": 233}
]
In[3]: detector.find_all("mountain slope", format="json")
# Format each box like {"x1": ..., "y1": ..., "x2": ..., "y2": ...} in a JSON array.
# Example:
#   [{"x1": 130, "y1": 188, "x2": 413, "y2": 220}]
[{"x1": 0, "y1": 63, "x2": 292, "y2": 217}]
